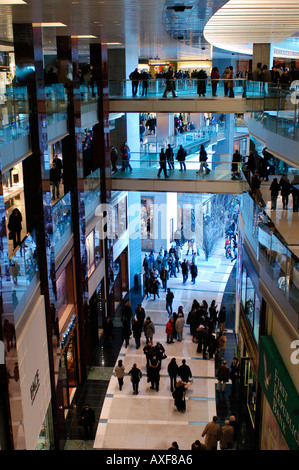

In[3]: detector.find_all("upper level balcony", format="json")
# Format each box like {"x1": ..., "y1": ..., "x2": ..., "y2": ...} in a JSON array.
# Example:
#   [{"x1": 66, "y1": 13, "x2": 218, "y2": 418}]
[
  {"x1": 111, "y1": 151, "x2": 249, "y2": 195},
  {"x1": 108, "y1": 78, "x2": 297, "y2": 115}
]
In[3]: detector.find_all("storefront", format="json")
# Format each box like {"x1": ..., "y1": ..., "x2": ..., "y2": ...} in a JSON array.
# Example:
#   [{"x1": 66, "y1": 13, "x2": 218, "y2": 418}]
[
  {"x1": 237, "y1": 245, "x2": 264, "y2": 431},
  {"x1": 258, "y1": 336, "x2": 299, "y2": 450}
]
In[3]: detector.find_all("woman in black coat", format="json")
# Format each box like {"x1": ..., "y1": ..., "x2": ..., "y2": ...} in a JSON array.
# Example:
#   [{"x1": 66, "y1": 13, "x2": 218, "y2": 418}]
[
  {"x1": 167, "y1": 358, "x2": 179, "y2": 392},
  {"x1": 172, "y1": 380, "x2": 187, "y2": 412},
  {"x1": 8, "y1": 208, "x2": 22, "y2": 249}
]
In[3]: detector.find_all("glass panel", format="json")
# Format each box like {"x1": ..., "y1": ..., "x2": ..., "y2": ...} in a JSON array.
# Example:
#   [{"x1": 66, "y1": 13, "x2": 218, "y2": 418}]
[
  {"x1": 52, "y1": 192, "x2": 72, "y2": 256},
  {"x1": 0, "y1": 86, "x2": 30, "y2": 148},
  {"x1": 45, "y1": 84, "x2": 68, "y2": 124},
  {"x1": 10, "y1": 230, "x2": 39, "y2": 321},
  {"x1": 245, "y1": 274, "x2": 254, "y2": 329}
]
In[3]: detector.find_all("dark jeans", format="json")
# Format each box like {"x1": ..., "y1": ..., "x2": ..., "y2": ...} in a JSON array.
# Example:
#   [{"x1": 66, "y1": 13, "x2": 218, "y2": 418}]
[{"x1": 179, "y1": 162, "x2": 186, "y2": 170}]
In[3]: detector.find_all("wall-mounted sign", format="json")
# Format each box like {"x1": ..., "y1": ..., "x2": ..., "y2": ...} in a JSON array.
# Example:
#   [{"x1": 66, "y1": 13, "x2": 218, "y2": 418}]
[{"x1": 258, "y1": 336, "x2": 299, "y2": 450}]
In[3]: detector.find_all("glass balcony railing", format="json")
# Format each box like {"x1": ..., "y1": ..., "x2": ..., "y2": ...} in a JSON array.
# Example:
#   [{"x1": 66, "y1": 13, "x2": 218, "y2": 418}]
[
  {"x1": 242, "y1": 192, "x2": 299, "y2": 330},
  {"x1": 10, "y1": 230, "x2": 39, "y2": 321},
  {"x1": 109, "y1": 78, "x2": 247, "y2": 99},
  {"x1": 84, "y1": 168, "x2": 101, "y2": 218},
  {"x1": 52, "y1": 192, "x2": 72, "y2": 256},
  {"x1": 45, "y1": 83, "x2": 68, "y2": 125},
  {"x1": 0, "y1": 86, "x2": 30, "y2": 148},
  {"x1": 112, "y1": 152, "x2": 247, "y2": 182}
]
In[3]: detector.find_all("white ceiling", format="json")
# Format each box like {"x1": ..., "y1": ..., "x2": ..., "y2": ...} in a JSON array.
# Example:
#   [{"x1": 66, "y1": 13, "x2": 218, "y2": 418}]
[
  {"x1": 204, "y1": 0, "x2": 299, "y2": 56},
  {"x1": 0, "y1": 0, "x2": 298, "y2": 59}
]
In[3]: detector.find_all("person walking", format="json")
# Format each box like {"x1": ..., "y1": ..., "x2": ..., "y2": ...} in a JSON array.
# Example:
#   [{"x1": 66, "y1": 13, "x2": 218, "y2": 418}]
[
  {"x1": 217, "y1": 329, "x2": 227, "y2": 360},
  {"x1": 132, "y1": 317, "x2": 143, "y2": 349},
  {"x1": 211, "y1": 66, "x2": 220, "y2": 96},
  {"x1": 166, "y1": 317, "x2": 174, "y2": 344},
  {"x1": 143, "y1": 316, "x2": 155, "y2": 343},
  {"x1": 279, "y1": 174, "x2": 291, "y2": 209},
  {"x1": 129, "y1": 363, "x2": 142, "y2": 395},
  {"x1": 148, "y1": 355, "x2": 161, "y2": 391},
  {"x1": 167, "y1": 357, "x2": 179, "y2": 392},
  {"x1": 190, "y1": 261, "x2": 198, "y2": 284},
  {"x1": 50, "y1": 161, "x2": 61, "y2": 200},
  {"x1": 181, "y1": 259, "x2": 188, "y2": 284},
  {"x1": 222, "y1": 66, "x2": 230, "y2": 96},
  {"x1": 8, "y1": 208, "x2": 22, "y2": 249},
  {"x1": 129, "y1": 68, "x2": 140, "y2": 96},
  {"x1": 135, "y1": 303, "x2": 145, "y2": 327},
  {"x1": 157, "y1": 148, "x2": 169, "y2": 178},
  {"x1": 217, "y1": 306, "x2": 226, "y2": 331},
  {"x1": 122, "y1": 316, "x2": 131, "y2": 348},
  {"x1": 229, "y1": 415, "x2": 239, "y2": 449},
  {"x1": 175, "y1": 312, "x2": 185, "y2": 342},
  {"x1": 196, "y1": 69, "x2": 207, "y2": 96},
  {"x1": 120, "y1": 142, "x2": 132, "y2": 172},
  {"x1": 114, "y1": 359, "x2": 125, "y2": 391},
  {"x1": 227, "y1": 66, "x2": 234, "y2": 98},
  {"x1": 176, "y1": 145, "x2": 187, "y2": 171},
  {"x1": 201, "y1": 416, "x2": 221, "y2": 450},
  {"x1": 197, "y1": 144, "x2": 209, "y2": 175},
  {"x1": 110, "y1": 145, "x2": 118, "y2": 173},
  {"x1": 166, "y1": 288, "x2": 174, "y2": 315},
  {"x1": 229, "y1": 357, "x2": 240, "y2": 394},
  {"x1": 79, "y1": 404, "x2": 95, "y2": 440},
  {"x1": 140, "y1": 69, "x2": 150, "y2": 96},
  {"x1": 160, "y1": 266, "x2": 168, "y2": 291},
  {"x1": 178, "y1": 359, "x2": 192, "y2": 383},
  {"x1": 162, "y1": 66, "x2": 176, "y2": 98},
  {"x1": 216, "y1": 360, "x2": 230, "y2": 392},
  {"x1": 172, "y1": 380, "x2": 187, "y2": 412},
  {"x1": 220, "y1": 420, "x2": 235, "y2": 450},
  {"x1": 166, "y1": 144, "x2": 174, "y2": 170}
]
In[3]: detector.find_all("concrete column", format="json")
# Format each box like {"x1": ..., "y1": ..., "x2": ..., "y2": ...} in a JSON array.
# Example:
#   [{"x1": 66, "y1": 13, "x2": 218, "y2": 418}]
[
  {"x1": 156, "y1": 113, "x2": 175, "y2": 146},
  {"x1": 252, "y1": 43, "x2": 274, "y2": 70}
]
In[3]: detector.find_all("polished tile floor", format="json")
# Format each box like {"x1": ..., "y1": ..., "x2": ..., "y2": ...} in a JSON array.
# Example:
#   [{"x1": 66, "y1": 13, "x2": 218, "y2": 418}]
[
  {"x1": 92, "y1": 245, "x2": 238, "y2": 451},
  {"x1": 63, "y1": 242, "x2": 256, "y2": 450}
]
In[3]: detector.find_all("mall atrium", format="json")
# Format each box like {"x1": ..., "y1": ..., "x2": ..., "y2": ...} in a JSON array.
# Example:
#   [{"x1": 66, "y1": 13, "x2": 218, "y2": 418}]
[{"x1": 0, "y1": 0, "x2": 298, "y2": 452}]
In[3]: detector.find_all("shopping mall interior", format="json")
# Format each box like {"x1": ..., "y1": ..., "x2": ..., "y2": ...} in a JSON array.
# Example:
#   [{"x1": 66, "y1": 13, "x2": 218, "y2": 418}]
[{"x1": 0, "y1": 0, "x2": 298, "y2": 455}]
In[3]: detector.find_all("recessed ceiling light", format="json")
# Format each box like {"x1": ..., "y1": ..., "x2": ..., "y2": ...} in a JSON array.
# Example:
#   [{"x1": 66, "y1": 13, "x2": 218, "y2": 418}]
[
  {"x1": 104, "y1": 42, "x2": 122, "y2": 45},
  {"x1": 33, "y1": 22, "x2": 67, "y2": 27},
  {"x1": 0, "y1": 0, "x2": 27, "y2": 3},
  {"x1": 71, "y1": 35, "x2": 97, "y2": 38}
]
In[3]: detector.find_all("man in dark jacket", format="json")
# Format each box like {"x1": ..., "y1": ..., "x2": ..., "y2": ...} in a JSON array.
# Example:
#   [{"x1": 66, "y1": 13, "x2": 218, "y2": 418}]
[
  {"x1": 178, "y1": 359, "x2": 192, "y2": 383},
  {"x1": 129, "y1": 68, "x2": 140, "y2": 96},
  {"x1": 163, "y1": 66, "x2": 176, "y2": 98},
  {"x1": 157, "y1": 148, "x2": 169, "y2": 178},
  {"x1": 166, "y1": 144, "x2": 174, "y2": 169},
  {"x1": 216, "y1": 360, "x2": 230, "y2": 392},
  {"x1": 80, "y1": 404, "x2": 95, "y2": 440},
  {"x1": 176, "y1": 145, "x2": 187, "y2": 171}
]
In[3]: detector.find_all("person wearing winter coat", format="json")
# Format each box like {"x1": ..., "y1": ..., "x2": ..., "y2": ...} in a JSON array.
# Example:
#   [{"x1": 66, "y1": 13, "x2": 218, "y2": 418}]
[
  {"x1": 165, "y1": 317, "x2": 174, "y2": 343},
  {"x1": 176, "y1": 145, "x2": 187, "y2": 171},
  {"x1": 128, "y1": 363, "x2": 142, "y2": 395},
  {"x1": 279, "y1": 174, "x2": 291, "y2": 209},
  {"x1": 211, "y1": 66, "x2": 220, "y2": 96},
  {"x1": 216, "y1": 360, "x2": 230, "y2": 392},
  {"x1": 172, "y1": 380, "x2": 187, "y2": 412},
  {"x1": 201, "y1": 416, "x2": 221, "y2": 450},
  {"x1": 270, "y1": 178, "x2": 280, "y2": 210},
  {"x1": 178, "y1": 359, "x2": 192, "y2": 383},
  {"x1": 197, "y1": 69, "x2": 207, "y2": 96},
  {"x1": 190, "y1": 262, "x2": 198, "y2": 284},
  {"x1": 132, "y1": 317, "x2": 143, "y2": 349},
  {"x1": 114, "y1": 359, "x2": 125, "y2": 390},
  {"x1": 167, "y1": 358, "x2": 179, "y2": 392},
  {"x1": 8, "y1": 208, "x2": 22, "y2": 249},
  {"x1": 143, "y1": 317, "x2": 155, "y2": 343},
  {"x1": 175, "y1": 313, "x2": 185, "y2": 341},
  {"x1": 148, "y1": 355, "x2": 161, "y2": 391}
]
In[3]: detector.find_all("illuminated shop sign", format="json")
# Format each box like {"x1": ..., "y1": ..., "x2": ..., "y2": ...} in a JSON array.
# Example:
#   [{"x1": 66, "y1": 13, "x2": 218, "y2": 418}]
[{"x1": 258, "y1": 336, "x2": 299, "y2": 450}]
